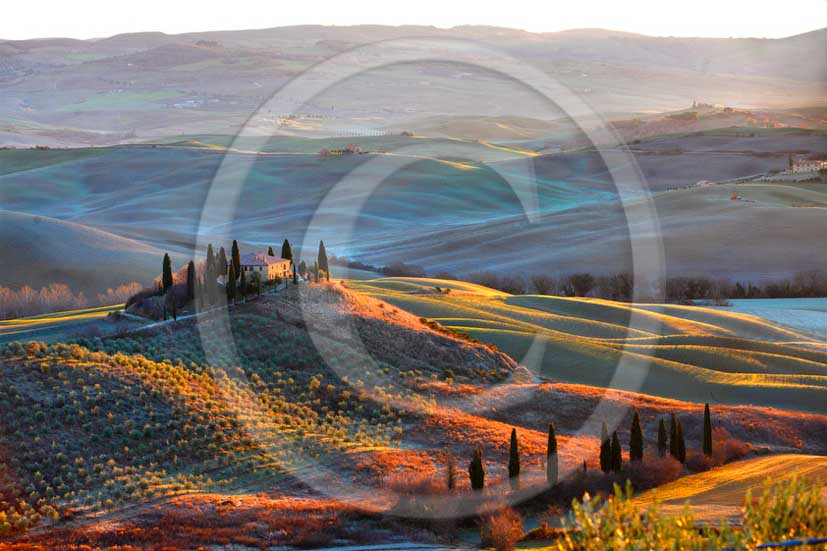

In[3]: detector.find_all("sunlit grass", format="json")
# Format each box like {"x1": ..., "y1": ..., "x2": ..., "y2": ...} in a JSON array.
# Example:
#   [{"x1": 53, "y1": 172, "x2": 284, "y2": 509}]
[
  {"x1": 349, "y1": 278, "x2": 826, "y2": 411},
  {"x1": 0, "y1": 304, "x2": 124, "y2": 326},
  {"x1": 632, "y1": 455, "x2": 827, "y2": 525}
]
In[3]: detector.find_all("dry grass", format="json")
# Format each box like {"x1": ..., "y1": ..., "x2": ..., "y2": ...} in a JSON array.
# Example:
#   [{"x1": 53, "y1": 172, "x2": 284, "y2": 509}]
[
  {"x1": 633, "y1": 454, "x2": 827, "y2": 524},
  {"x1": 2, "y1": 280, "x2": 826, "y2": 546},
  {"x1": 2, "y1": 493, "x2": 365, "y2": 550}
]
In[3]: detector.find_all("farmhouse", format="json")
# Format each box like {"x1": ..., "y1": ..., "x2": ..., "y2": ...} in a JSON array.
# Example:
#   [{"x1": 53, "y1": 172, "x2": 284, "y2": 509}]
[
  {"x1": 790, "y1": 158, "x2": 827, "y2": 173},
  {"x1": 233, "y1": 252, "x2": 292, "y2": 281}
]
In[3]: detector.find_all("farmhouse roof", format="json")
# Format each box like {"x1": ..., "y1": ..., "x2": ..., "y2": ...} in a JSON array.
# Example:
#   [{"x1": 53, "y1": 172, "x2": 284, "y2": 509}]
[{"x1": 231, "y1": 252, "x2": 291, "y2": 266}]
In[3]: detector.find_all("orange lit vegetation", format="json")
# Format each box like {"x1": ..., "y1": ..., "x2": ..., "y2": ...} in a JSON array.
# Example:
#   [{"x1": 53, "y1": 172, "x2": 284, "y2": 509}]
[{"x1": 1, "y1": 281, "x2": 825, "y2": 546}]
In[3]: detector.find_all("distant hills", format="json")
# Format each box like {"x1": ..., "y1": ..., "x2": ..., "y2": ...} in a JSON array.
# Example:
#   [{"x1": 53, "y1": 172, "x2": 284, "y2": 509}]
[
  {"x1": 1, "y1": 128, "x2": 825, "y2": 294},
  {"x1": 0, "y1": 25, "x2": 824, "y2": 146}
]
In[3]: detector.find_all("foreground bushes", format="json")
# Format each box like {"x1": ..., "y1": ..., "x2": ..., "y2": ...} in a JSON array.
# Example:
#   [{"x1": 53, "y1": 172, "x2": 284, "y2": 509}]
[
  {"x1": 557, "y1": 475, "x2": 827, "y2": 550},
  {"x1": 480, "y1": 507, "x2": 523, "y2": 551}
]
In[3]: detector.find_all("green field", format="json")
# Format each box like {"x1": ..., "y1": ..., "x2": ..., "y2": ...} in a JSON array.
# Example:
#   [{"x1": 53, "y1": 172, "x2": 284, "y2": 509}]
[
  {"x1": 0, "y1": 304, "x2": 129, "y2": 345},
  {"x1": 350, "y1": 278, "x2": 827, "y2": 412},
  {"x1": 0, "y1": 147, "x2": 105, "y2": 176}
]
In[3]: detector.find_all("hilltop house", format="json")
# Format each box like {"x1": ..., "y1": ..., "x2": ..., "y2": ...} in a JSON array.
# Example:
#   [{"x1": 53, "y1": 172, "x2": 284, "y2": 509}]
[
  {"x1": 232, "y1": 252, "x2": 292, "y2": 281},
  {"x1": 790, "y1": 158, "x2": 827, "y2": 174}
]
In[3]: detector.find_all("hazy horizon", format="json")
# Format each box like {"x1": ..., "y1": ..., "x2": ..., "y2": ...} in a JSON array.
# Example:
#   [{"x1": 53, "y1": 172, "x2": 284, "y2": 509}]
[{"x1": 5, "y1": 0, "x2": 826, "y2": 41}]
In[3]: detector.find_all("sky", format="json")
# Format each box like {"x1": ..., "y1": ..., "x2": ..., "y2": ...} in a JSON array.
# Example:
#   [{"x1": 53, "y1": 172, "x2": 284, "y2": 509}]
[{"x1": 4, "y1": 0, "x2": 825, "y2": 40}]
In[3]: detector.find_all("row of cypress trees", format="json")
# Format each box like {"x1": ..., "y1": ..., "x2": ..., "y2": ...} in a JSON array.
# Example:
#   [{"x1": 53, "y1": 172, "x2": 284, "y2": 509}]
[
  {"x1": 466, "y1": 422, "x2": 559, "y2": 491},
  {"x1": 600, "y1": 405, "x2": 714, "y2": 472},
  {"x1": 463, "y1": 405, "x2": 714, "y2": 490}
]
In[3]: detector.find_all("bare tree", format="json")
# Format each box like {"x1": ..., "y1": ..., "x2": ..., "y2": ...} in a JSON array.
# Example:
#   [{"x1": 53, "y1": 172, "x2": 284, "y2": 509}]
[{"x1": 531, "y1": 274, "x2": 555, "y2": 295}]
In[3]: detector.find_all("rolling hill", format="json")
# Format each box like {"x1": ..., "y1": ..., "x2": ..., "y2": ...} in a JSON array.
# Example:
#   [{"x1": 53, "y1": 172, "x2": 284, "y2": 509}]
[
  {"x1": 1, "y1": 280, "x2": 826, "y2": 547},
  {"x1": 1, "y1": 26, "x2": 825, "y2": 146},
  {"x1": 0, "y1": 283, "x2": 517, "y2": 539},
  {"x1": 0, "y1": 210, "x2": 170, "y2": 295},
  {"x1": 1, "y1": 128, "x2": 824, "y2": 295},
  {"x1": 350, "y1": 277, "x2": 827, "y2": 413}
]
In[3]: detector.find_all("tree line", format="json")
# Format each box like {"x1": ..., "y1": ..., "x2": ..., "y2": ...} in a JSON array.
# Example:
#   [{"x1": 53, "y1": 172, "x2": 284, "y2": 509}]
[
  {"x1": 462, "y1": 404, "x2": 714, "y2": 491},
  {"x1": 327, "y1": 255, "x2": 827, "y2": 302},
  {"x1": 0, "y1": 282, "x2": 144, "y2": 321},
  {"x1": 470, "y1": 270, "x2": 827, "y2": 302}
]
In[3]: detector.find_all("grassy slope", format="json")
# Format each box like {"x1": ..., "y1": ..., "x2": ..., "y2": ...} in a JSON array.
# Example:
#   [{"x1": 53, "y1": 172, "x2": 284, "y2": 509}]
[
  {"x1": 0, "y1": 283, "x2": 518, "y2": 536},
  {"x1": 0, "y1": 304, "x2": 128, "y2": 345},
  {"x1": 0, "y1": 210, "x2": 169, "y2": 296},
  {"x1": 1, "y1": 282, "x2": 826, "y2": 545},
  {"x1": 349, "y1": 278, "x2": 827, "y2": 412},
  {"x1": 1, "y1": 130, "x2": 825, "y2": 293},
  {"x1": 634, "y1": 455, "x2": 827, "y2": 523}
]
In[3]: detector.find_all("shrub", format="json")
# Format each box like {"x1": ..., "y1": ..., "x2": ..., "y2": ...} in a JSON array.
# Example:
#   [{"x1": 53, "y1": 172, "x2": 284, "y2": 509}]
[
  {"x1": 557, "y1": 475, "x2": 827, "y2": 550},
  {"x1": 557, "y1": 481, "x2": 738, "y2": 550},
  {"x1": 624, "y1": 454, "x2": 682, "y2": 490},
  {"x1": 480, "y1": 507, "x2": 523, "y2": 551},
  {"x1": 712, "y1": 428, "x2": 749, "y2": 465},
  {"x1": 521, "y1": 520, "x2": 562, "y2": 541},
  {"x1": 686, "y1": 452, "x2": 716, "y2": 473},
  {"x1": 743, "y1": 473, "x2": 827, "y2": 547}
]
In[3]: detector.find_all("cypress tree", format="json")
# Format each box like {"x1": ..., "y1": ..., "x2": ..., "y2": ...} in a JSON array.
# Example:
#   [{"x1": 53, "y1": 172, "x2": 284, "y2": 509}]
[
  {"x1": 610, "y1": 431, "x2": 622, "y2": 472},
  {"x1": 218, "y1": 247, "x2": 228, "y2": 277},
  {"x1": 231, "y1": 240, "x2": 241, "y2": 277},
  {"x1": 657, "y1": 418, "x2": 668, "y2": 457},
  {"x1": 171, "y1": 298, "x2": 177, "y2": 321},
  {"x1": 446, "y1": 451, "x2": 456, "y2": 490},
  {"x1": 629, "y1": 409, "x2": 644, "y2": 462},
  {"x1": 318, "y1": 240, "x2": 329, "y2": 281},
  {"x1": 205, "y1": 245, "x2": 215, "y2": 305},
  {"x1": 508, "y1": 428, "x2": 520, "y2": 485},
  {"x1": 227, "y1": 263, "x2": 237, "y2": 303},
  {"x1": 468, "y1": 448, "x2": 485, "y2": 490},
  {"x1": 239, "y1": 269, "x2": 247, "y2": 300},
  {"x1": 206, "y1": 244, "x2": 215, "y2": 275},
  {"x1": 299, "y1": 260, "x2": 307, "y2": 277},
  {"x1": 599, "y1": 422, "x2": 611, "y2": 473},
  {"x1": 267, "y1": 246, "x2": 275, "y2": 257},
  {"x1": 546, "y1": 422, "x2": 558, "y2": 485},
  {"x1": 703, "y1": 403, "x2": 713, "y2": 457},
  {"x1": 162, "y1": 253, "x2": 173, "y2": 292},
  {"x1": 293, "y1": 263, "x2": 298, "y2": 284},
  {"x1": 669, "y1": 413, "x2": 679, "y2": 459},
  {"x1": 281, "y1": 239, "x2": 293, "y2": 263},
  {"x1": 677, "y1": 421, "x2": 687, "y2": 464},
  {"x1": 186, "y1": 261, "x2": 196, "y2": 301}
]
